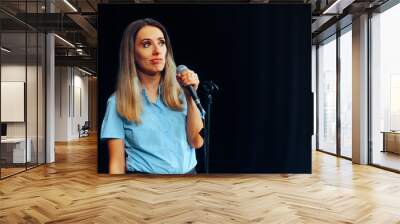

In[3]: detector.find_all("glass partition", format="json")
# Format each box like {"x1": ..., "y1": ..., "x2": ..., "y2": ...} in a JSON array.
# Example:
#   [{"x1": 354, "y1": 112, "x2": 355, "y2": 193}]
[
  {"x1": 1, "y1": 31, "x2": 28, "y2": 177},
  {"x1": 0, "y1": 1, "x2": 46, "y2": 179},
  {"x1": 317, "y1": 35, "x2": 337, "y2": 155}
]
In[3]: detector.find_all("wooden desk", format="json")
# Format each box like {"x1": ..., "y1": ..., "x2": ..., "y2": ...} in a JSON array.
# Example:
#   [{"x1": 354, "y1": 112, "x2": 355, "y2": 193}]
[{"x1": 381, "y1": 131, "x2": 400, "y2": 154}]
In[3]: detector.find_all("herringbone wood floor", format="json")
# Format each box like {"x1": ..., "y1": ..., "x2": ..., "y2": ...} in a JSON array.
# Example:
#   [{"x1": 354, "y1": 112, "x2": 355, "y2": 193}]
[{"x1": 1, "y1": 134, "x2": 400, "y2": 224}]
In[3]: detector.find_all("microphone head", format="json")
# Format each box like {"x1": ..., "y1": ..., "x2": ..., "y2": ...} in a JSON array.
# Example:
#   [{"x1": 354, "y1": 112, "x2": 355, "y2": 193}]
[{"x1": 176, "y1": 65, "x2": 188, "y2": 74}]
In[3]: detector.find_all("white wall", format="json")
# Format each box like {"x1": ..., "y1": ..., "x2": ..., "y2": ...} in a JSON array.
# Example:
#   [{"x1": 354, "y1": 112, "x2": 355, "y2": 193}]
[
  {"x1": 55, "y1": 66, "x2": 69, "y2": 141},
  {"x1": 72, "y1": 73, "x2": 89, "y2": 138},
  {"x1": 55, "y1": 66, "x2": 89, "y2": 141},
  {"x1": 1, "y1": 65, "x2": 26, "y2": 138}
]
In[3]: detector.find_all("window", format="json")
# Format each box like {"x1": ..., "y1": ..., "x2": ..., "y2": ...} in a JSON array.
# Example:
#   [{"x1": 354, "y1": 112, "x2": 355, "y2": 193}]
[
  {"x1": 370, "y1": 2, "x2": 400, "y2": 171},
  {"x1": 339, "y1": 28, "x2": 352, "y2": 158},
  {"x1": 317, "y1": 35, "x2": 337, "y2": 154}
]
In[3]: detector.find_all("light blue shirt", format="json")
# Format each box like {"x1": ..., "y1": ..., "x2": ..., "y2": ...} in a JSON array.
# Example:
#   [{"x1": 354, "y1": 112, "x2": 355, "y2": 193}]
[{"x1": 100, "y1": 88, "x2": 197, "y2": 174}]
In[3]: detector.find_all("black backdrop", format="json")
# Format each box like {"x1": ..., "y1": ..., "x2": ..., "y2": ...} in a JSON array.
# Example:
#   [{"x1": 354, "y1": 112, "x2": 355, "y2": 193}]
[{"x1": 98, "y1": 4, "x2": 312, "y2": 173}]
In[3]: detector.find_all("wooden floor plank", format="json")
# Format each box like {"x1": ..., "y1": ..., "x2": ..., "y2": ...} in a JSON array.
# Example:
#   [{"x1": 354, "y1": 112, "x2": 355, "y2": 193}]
[{"x1": 0, "y1": 134, "x2": 400, "y2": 223}]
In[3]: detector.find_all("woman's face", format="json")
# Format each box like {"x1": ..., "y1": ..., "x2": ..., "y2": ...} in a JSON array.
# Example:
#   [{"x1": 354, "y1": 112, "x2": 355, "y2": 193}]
[{"x1": 134, "y1": 25, "x2": 167, "y2": 76}]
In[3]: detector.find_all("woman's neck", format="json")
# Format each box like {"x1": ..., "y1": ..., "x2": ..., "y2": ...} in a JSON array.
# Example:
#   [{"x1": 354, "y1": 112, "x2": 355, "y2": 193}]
[{"x1": 138, "y1": 71, "x2": 161, "y2": 93}]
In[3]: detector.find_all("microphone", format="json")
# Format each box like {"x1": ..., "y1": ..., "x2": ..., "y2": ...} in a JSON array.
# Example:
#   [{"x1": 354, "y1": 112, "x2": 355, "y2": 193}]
[{"x1": 176, "y1": 65, "x2": 206, "y2": 118}]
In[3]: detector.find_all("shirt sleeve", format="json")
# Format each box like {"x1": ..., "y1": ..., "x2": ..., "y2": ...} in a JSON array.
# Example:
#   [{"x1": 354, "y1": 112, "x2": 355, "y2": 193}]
[{"x1": 100, "y1": 94, "x2": 125, "y2": 141}]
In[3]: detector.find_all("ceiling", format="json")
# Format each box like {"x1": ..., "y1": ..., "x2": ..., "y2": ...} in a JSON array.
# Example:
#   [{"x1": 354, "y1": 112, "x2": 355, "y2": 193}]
[{"x1": 0, "y1": 0, "x2": 393, "y2": 74}]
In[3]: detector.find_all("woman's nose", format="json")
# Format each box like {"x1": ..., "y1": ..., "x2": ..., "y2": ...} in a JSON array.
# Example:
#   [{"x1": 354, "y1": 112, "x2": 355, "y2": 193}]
[{"x1": 152, "y1": 45, "x2": 161, "y2": 55}]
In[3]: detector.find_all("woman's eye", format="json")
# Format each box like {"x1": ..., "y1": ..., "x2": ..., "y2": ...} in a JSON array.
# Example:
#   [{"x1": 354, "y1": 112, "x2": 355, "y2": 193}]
[
  {"x1": 143, "y1": 42, "x2": 151, "y2": 48},
  {"x1": 159, "y1": 41, "x2": 165, "y2": 46}
]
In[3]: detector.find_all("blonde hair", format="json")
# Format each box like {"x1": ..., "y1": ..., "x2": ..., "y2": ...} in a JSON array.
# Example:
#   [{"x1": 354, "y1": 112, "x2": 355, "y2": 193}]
[{"x1": 115, "y1": 18, "x2": 184, "y2": 124}]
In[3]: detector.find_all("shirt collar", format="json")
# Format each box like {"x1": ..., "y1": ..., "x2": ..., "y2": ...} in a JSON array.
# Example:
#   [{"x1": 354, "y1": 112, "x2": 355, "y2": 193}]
[{"x1": 141, "y1": 84, "x2": 163, "y2": 106}]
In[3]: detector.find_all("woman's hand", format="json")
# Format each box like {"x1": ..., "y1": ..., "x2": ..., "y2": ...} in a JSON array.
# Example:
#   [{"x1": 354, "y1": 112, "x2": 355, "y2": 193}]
[
  {"x1": 176, "y1": 68, "x2": 204, "y2": 149},
  {"x1": 176, "y1": 69, "x2": 199, "y2": 97}
]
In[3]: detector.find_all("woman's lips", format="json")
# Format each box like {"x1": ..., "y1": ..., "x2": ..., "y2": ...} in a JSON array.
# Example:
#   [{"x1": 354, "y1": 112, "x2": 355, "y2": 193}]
[{"x1": 150, "y1": 59, "x2": 163, "y2": 64}]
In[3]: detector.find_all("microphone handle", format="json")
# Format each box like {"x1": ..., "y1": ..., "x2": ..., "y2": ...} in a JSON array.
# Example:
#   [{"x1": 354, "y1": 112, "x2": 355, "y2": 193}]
[{"x1": 187, "y1": 85, "x2": 206, "y2": 118}]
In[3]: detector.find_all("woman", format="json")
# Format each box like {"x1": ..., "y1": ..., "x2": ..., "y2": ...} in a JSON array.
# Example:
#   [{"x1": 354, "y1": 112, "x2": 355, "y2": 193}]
[{"x1": 101, "y1": 18, "x2": 204, "y2": 174}]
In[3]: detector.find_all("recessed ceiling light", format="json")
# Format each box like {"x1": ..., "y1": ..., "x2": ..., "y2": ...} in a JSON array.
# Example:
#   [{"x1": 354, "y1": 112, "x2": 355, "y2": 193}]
[
  {"x1": 63, "y1": 0, "x2": 78, "y2": 12},
  {"x1": 77, "y1": 67, "x2": 92, "y2": 76},
  {"x1": 1, "y1": 47, "x2": 11, "y2": 53},
  {"x1": 322, "y1": 0, "x2": 353, "y2": 15},
  {"x1": 54, "y1": 34, "x2": 75, "y2": 48}
]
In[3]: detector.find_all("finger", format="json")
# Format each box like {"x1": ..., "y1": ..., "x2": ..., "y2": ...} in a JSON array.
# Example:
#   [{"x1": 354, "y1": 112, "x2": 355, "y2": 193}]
[
  {"x1": 182, "y1": 78, "x2": 196, "y2": 86},
  {"x1": 184, "y1": 70, "x2": 194, "y2": 76},
  {"x1": 181, "y1": 70, "x2": 191, "y2": 77},
  {"x1": 180, "y1": 76, "x2": 187, "y2": 83},
  {"x1": 186, "y1": 73, "x2": 198, "y2": 80},
  {"x1": 191, "y1": 73, "x2": 198, "y2": 81},
  {"x1": 184, "y1": 80, "x2": 194, "y2": 86},
  {"x1": 184, "y1": 79, "x2": 199, "y2": 86},
  {"x1": 182, "y1": 72, "x2": 191, "y2": 79},
  {"x1": 180, "y1": 72, "x2": 199, "y2": 83}
]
